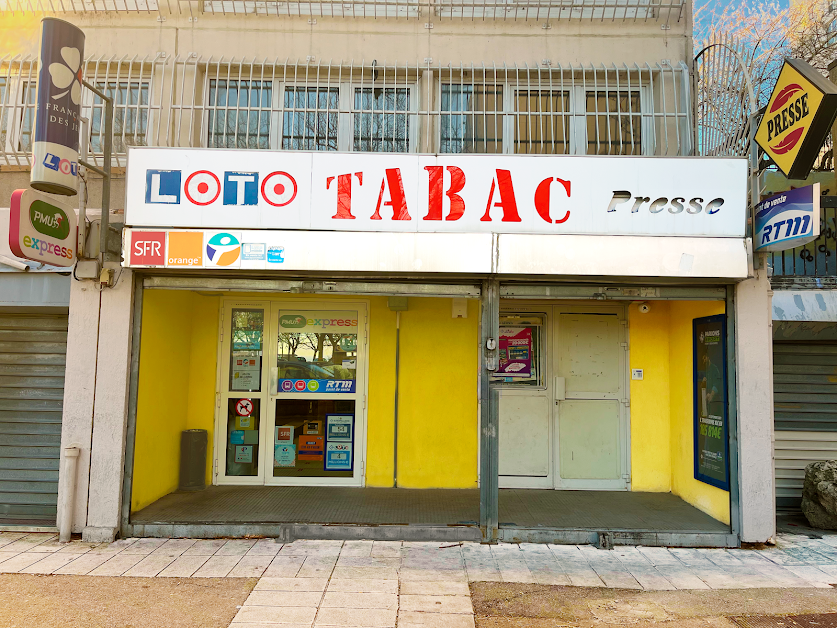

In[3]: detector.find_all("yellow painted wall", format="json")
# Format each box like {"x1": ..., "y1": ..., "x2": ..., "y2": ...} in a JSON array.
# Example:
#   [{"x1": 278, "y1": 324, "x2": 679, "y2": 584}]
[
  {"x1": 669, "y1": 300, "x2": 730, "y2": 525},
  {"x1": 629, "y1": 299, "x2": 730, "y2": 525},
  {"x1": 628, "y1": 302, "x2": 672, "y2": 492},
  {"x1": 132, "y1": 291, "x2": 479, "y2": 511}
]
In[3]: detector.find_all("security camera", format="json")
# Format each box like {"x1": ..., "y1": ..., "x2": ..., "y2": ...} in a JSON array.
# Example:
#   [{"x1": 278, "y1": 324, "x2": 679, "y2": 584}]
[{"x1": 638, "y1": 302, "x2": 651, "y2": 314}]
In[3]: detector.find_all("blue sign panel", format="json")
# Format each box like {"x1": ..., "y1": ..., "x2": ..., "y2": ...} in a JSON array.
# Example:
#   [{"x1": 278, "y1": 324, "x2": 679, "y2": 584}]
[{"x1": 755, "y1": 183, "x2": 821, "y2": 252}]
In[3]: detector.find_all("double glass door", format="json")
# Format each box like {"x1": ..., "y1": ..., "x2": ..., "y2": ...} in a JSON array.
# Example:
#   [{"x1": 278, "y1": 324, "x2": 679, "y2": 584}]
[{"x1": 216, "y1": 299, "x2": 367, "y2": 486}]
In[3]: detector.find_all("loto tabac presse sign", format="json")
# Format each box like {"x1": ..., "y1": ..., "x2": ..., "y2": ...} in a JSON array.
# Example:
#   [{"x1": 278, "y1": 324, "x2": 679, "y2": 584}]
[
  {"x1": 30, "y1": 18, "x2": 85, "y2": 196},
  {"x1": 8, "y1": 188, "x2": 78, "y2": 267},
  {"x1": 125, "y1": 148, "x2": 747, "y2": 238},
  {"x1": 755, "y1": 58, "x2": 837, "y2": 180}
]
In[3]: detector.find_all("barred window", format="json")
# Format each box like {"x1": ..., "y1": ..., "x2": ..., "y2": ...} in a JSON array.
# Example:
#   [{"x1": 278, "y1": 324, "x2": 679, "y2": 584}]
[
  {"x1": 92, "y1": 81, "x2": 150, "y2": 153},
  {"x1": 586, "y1": 90, "x2": 641, "y2": 155},
  {"x1": 514, "y1": 90, "x2": 570, "y2": 155},
  {"x1": 282, "y1": 86, "x2": 338, "y2": 151},
  {"x1": 208, "y1": 79, "x2": 272, "y2": 149},
  {"x1": 440, "y1": 84, "x2": 503, "y2": 154},
  {"x1": 353, "y1": 87, "x2": 410, "y2": 153}
]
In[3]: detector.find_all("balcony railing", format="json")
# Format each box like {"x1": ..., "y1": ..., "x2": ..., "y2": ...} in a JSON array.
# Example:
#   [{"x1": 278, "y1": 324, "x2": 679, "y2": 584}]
[
  {"x1": 0, "y1": 54, "x2": 692, "y2": 168},
  {"x1": 769, "y1": 200, "x2": 837, "y2": 285},
  {"x1": 0, "y1": 0, "x2": 685, "y2": 21}
]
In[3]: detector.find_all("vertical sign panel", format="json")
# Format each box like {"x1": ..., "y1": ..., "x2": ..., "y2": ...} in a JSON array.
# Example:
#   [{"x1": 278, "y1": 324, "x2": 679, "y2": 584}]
[{"x1": 693, "y1": 314, "x2": 730, "y2": 490}]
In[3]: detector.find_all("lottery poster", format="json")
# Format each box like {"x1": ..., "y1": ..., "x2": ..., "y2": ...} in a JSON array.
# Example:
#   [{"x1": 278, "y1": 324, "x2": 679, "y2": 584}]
[{"x1": 498, "y1": 327, "x2": 533, "y2": 378}]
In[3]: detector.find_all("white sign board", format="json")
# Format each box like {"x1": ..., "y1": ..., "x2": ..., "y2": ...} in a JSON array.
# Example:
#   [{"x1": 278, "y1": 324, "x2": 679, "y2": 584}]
[{"x1": 125, "y1": 148, "x2": 747, "y2": 238}]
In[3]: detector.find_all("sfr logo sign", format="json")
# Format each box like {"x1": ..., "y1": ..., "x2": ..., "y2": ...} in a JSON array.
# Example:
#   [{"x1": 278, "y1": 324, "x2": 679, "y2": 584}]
[{"x1": 130, "y1": 231, "x2": 165, "y2": 266}]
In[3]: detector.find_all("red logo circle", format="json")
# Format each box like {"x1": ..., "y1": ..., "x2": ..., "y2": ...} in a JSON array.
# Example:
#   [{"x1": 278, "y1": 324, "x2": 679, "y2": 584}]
[
  {"x1": 294, "y1": 380, "x2": 306, "y2": 391},
  {"x1": 261, "y1": 171, "x2": 298, "y2": 207},
  {"x1": 184, "y1": 170, "x2": 221, "y2": 206}
]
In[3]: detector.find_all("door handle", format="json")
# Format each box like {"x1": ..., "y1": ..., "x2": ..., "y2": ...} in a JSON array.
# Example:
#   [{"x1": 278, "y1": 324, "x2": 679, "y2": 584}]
[{"x1": 554, "y1": 376, "x2": 566, "y2": 402}]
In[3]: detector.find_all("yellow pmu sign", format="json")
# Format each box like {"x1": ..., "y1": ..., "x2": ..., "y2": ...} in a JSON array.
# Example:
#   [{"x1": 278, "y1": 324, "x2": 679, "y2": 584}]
[{"x1": 756, "y1": 58, "x2": 837, "y2": 180}]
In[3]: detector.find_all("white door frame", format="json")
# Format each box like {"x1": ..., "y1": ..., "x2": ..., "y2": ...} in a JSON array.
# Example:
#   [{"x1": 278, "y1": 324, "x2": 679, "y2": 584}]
[{"x1": 214, "y1": 297, "x2": 370, "y2": 487}]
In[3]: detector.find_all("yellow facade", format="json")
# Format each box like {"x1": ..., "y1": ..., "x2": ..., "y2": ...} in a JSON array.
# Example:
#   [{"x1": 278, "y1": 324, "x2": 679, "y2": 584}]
[{"x1": 133, "y1": 290, "x2": 728, "y2": 526}]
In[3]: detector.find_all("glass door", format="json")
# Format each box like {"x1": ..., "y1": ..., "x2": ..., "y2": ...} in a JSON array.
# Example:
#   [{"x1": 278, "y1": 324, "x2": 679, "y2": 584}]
[
  {"x1": 265, "y1": 302, "x2": 367, "y2": 486},
  {"x1": 217, "y1": 301, "x2": 270, "y2": 484}
]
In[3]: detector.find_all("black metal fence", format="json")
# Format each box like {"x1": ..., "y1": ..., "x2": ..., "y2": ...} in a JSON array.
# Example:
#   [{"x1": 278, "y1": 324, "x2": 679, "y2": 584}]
[{"x1": 769, "y1": 203, "x2": 837, "y2": 278}]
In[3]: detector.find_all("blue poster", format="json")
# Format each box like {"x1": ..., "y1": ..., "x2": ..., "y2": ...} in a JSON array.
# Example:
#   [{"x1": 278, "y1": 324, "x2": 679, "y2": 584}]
[
  {"x1": 274, "y1": 444, "x2": 296, "y2": 468},
  {"x1": 230, "y1": 430, "x2": 244, "y2": 445},
  {"x1": 326, "y1": 414, "x2": 353, "y2": 442},
  {"x1": 325, "y1": 443, "x2": 352, "y2": 471},
  {"x1": 755, "y1": 183, "x2": 821, "y2": 252}
]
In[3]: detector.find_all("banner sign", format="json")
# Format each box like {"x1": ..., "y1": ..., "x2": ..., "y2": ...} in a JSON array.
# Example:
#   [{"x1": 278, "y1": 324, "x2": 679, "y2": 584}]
[
  {"x1": 31, "y1": 18, "x2": 85, "y2": 196},
  {"x1": 278, "y1": 311, "x2": 359, "y2": 333},
  {"x1": 755, "y1": 58, "x2": 837, "y2": 180},
  {"x1": 693, "y1": 314, "x2": 730, "y2": 491},
  {"x1": 8, "y1": 188, "x2": 77, "y2": 267},
  {"x1": 125, "y1": 148, "x2": 747, "y2": 238},
  {"x1": 755, "y1": 183, "x2": 821, "y2": 252}
]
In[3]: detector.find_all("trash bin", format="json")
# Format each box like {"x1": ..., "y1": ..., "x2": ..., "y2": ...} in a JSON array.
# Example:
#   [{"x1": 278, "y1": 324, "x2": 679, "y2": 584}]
[{"x1": 179, "y1": 429, "x2": 207, "y2": 491}]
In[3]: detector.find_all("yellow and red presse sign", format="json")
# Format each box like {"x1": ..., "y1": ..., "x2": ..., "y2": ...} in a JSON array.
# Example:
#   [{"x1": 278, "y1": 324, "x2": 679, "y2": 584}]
[{"x1": 755, "y1": 58, "x2": 837, "y2": 180}]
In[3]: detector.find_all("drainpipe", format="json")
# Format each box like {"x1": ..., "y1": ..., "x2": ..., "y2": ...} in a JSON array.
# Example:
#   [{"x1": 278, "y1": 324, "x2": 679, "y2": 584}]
[
  {"x1": 59, "y1": 447, "x2": 80, "y2": 543},
  {"x1": 388, "y1": 297, "x2": 409, "y2": 487}
]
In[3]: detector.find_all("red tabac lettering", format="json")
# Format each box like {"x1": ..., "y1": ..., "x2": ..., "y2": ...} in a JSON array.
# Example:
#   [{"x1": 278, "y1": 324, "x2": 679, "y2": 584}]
[
  {"x1": 424, "y1": 166, "x2": 466, "y2": 221},
  {"x1": 371, "y1": 168, "x2": 411, "y2": 220},
  {"x1": 534, "y1": 177, "x2": 571, "y2": 224},
  {"x1": 327, "y1": 172, "x2": 363, "y2": 219},
  {"x1": 481, "y1": 169, "x2": 521, "y2": 222}
]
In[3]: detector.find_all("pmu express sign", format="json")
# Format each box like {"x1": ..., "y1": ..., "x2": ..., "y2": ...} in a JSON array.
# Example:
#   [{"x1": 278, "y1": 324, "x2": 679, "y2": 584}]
[
  {"x1": 755, "y1": 58, "x2": 837, "y2": 180},
  {"x1": 8, "y1": 188, "x2": 77, "y2": 266}
]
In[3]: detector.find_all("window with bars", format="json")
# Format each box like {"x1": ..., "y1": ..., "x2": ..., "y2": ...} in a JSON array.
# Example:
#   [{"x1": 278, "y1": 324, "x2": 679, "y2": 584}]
[
  {"x1": 513, "y1": 89, "x2": 570, "y2": 155},
  {"x1": 353, "y1": 87, "x2": 410, "y2": 153},
  {"x1": 440, "y1": 84, "x2": 503, "y2": 154},
  {"x1": 208, "y1": 79, "x2": 272, "y2": 149},
  {"x1": 91, "y1": 81, "x2": 150, "y2": 153},
  {"x1": 585, "y1": 90, "x2": 642, "y2": 155},
  {"x1": 282, "y1": 86, "x2": 339, "y2": 151}
]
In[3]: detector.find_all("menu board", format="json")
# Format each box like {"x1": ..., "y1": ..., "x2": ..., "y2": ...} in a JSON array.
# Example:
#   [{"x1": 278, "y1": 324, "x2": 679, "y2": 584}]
[{"x1": 693, "y1": 315, "x2": 730, "y2": 491}]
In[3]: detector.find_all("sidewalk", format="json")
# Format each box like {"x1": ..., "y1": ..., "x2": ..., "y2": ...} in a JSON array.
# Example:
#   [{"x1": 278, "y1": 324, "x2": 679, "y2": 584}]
[{"x1": 3, "y1": 529, "x2": 837, "y2": 627}]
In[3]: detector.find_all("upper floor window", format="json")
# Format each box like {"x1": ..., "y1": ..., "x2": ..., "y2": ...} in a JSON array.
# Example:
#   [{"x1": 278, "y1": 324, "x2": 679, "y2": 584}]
[
  {"x1": 208, "y1": 79, "x2": 272, "y2": 149},
  {"x1": 353, "y1": 87, "x2": 410, "y2": 153},
  {"x1": 282, "y1": 86, "x2": 338, "y2": 151},
  {"x1": 440, "y1": 84, "x2": 503, "y2": 154},
  {"x1": 90, "y1": 81, "x2": 151, "y2": 154},
  {"x1": 586, "y1": 90, "x2": 641, "y2": 155}
]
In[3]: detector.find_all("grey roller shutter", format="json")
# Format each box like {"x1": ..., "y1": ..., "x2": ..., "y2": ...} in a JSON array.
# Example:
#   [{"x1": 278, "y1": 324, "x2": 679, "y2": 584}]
[
  {"x1": 774, "y1": 342, "x2": 837, "y2": 432},
  {"x1": 0, "y1": 313, "x2": 67, "y2": 526}
]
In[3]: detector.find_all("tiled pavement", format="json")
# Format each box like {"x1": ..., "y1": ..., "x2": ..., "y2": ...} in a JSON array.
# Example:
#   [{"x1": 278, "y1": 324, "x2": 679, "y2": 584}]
[{"x1": 4, "y1": 532, "x2": 837, "y2": 626}]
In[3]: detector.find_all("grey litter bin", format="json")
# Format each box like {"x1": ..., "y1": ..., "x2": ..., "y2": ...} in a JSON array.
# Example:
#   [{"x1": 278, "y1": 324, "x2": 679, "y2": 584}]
[{"x1": 179, "y1": 429, "x2": 208, "y2": 491}]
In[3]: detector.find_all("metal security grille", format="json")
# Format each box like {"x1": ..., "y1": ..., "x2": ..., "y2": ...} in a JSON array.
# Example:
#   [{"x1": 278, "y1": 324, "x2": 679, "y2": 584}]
[
  {"x1": 0, "y1": 313, "x2": 67, "y2": 527},
  {"x1": 773, "y1": 342, "x2": 837, "y2": 432},
  {"x1": 0, "y1": 55, "x2": 692, "y2": 166}
]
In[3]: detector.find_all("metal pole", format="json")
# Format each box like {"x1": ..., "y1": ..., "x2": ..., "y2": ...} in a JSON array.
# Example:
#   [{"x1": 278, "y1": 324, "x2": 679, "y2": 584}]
[
  {"x1": 726, "y1": 285, "x2": 742, "y2": 546},
  {"x1": 479, "y1": 278, "x2": 499, "y2": 543},
  {"x1": 58, "y1": 447, "x2": 80, "y2": 543},
  {"x1": 393, "y1": 310, "x2": 401, "y2": 488},
  {"x1": 78, "y1": 117, "x2": 89, "y2": 258},
  {"x1": 81, "y1": 80, "x2": 113, "y2": 267}
]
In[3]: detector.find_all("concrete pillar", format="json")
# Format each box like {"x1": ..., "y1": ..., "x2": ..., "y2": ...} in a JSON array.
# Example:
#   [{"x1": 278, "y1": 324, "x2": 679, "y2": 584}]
[
  {"x1": 734, "y1": 263, "x2": 775, "y2": 543},
  {"x1": 83, "y1": 270, "x2": 135, "y2": 543},
  {"x1": 57, "y1": 280, "x2": 101, "y2": 534}
]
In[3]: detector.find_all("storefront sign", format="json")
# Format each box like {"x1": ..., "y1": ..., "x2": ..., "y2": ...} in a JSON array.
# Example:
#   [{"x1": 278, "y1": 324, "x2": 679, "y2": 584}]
[
  {"x1": 325, "y1": 443, "x2": 353, "y2": 471},
  {"x1": 9, "y1": 188, "x2": 77, "y2": 267},
  {"x1": 275, "y1": 425, "x2": 294, "y2": 443},
  {"x1": 31, "y1": 18, "x2": 85, "y2": 196},
  {"x1": 274, "y1": 443, "x2": 296, "y2": 467},
  {"x1": 755, "y1": 59, "x2": 837, "y2": 180},
  {"x1": 326, "y1": 415, "x2": 353, "y2": 442},
  {"x1": 693, "y1": 315, "x2": 729, "y2": 491},
  {"x1": 498, "y1": 327, "x2": 533, "y2": 378},
  {"x1": 755, "y1": 183, "x2": 821, "y2": 252},
  {"x1": 125, "y1": 148, "x2": 746, "y2": 238},
  {"x1": 278, "y1": 311, "x2": 358, "y2": 333},
  {"x1": 277, "y1": 379, "x2": 356, "y2": 394}
]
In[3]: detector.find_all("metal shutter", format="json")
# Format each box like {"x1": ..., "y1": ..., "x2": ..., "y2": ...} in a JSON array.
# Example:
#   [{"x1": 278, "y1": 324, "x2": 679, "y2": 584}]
[
  {"x1": 0, "y1": 313, "x2": 67, "y2": 527},
  {"x1": 774, "y1": 342, "x2": 837, "y2": 508}
]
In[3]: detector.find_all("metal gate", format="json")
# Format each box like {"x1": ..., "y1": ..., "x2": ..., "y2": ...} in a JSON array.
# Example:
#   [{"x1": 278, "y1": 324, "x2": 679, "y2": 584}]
[
  {"x1": 0, "y1": 312, "x2": 68, "y2": 527},
  {"x1": 774, "y1": 342, "x2": 837, "y2": 508}
]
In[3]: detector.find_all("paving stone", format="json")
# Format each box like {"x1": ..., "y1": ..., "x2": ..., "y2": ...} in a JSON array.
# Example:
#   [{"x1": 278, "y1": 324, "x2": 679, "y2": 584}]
[
  {"x1": 336, "y1": 556, "x2": 400, "y2": 569},
  {"x1": 397, "y1": 611, "x2": 476, "y2": 627},
  {"x1": 332, "y1": 566, "x2": 399, "y2": 580},
  {"x1": 636, "y1": 547, "x2": 683, "y2": 566},
  {"x1": 0, "y1": 532, "x2": 27, "y2": 549},
  {"x1": 280, "y1": 540, "x2": 344, "y2": 556},
  {"x1": 157, "y1": 555, "x2": 210, "y2": 577},
  {"x1": 327, "y1": 578, "x2": 398, "y2": 594},
  {"x1": 371, "y1": 541, "x2": 402, "y2": 557},
  {"x1": 150, "y1": 538, "x2": 197, "y2": 556},
  {"x1": 245, "y1": 590, "x2": 324, "y2": 606},
  {"x1": 0, "y1": 551, "x2": 20, "y2": 565},
  {"x1": 88, "y1": 553, "x2": 144, "y2": 576},
  {"x1": 26, "y1": 539, "x2": 67, "y2": 553},
  {"x1": 263, "y1": 555, "x2": 305, "y2": 577},
  {"x1": 400, "y1": 594, "x2": 473, "y2": 614},
  {"x1": 193, "y1": 555, "x2": 242, "y2": 577},
  {"x1": 399, "y1": 581, "x2": 470, "y2": 596},
  {"x1": 314, "y1": 606, "x2": 396, "y2": 626},
  {"x1": 120, "y1": 538, "x2": 167, "y2": 555},
  {"x1": 55, "y1": 542, "x2": 101, "y2": 554},
  {"x1": 669, "y1": 548, "x2": 716, "y2": 567},
  {"x1": 298, "y1": 555, "x2": 338, "y2": 578},
  {"x1": 1, "y1": 534, "x2": 57, "y2": 553},
  {"x1": 626, "y1": 567, "x2": 677, "y2": 591},
  {"x1": 20, "y1": 552, "x2": 77, "y2": 574},
  {"x1": 228, "y1": 554, "x2": 274, "y2": 578},
  {"x1": 399, "y1": 567, "x2": 467, "y2": 582},
  {"x1": 123, "y1": 553, "x2": 177, "y2": 577},
  {"x1": 654, "y1": 565, "x2": 711, "y2": 590},
  {"x1": 233, "y1": 605, "x2": 318, "y2": 624},
  {"x1": 247, "y1": 539, "x2": 283, "y2": 556},
  {"x1": 256, "y1": 577, "x2": 330, "y2": 592},
  {"x1": 0, "y1": 552, "x2": 53, "y2": 573},
  {"x1": 321, "y1": 592, "x2": 398, "y2": 609},
  {"x1": 53, "y1": 553, "x2": 113, "y2": 575},
  {"x1": 215, "y1": 539, "x2": 257, "y2": 556},
  {"x1": 783, "y1": 565, "x2": 837, "y2": 587},
  {"x1": 230, "y1": 624, "x2": 313, "y2": 628},
  {"x1": 341, "y1": 540, "x2": 373, "y2": 556},
  {"x1": 183, "y1": 539, "x2": 227, "y2": 556}
]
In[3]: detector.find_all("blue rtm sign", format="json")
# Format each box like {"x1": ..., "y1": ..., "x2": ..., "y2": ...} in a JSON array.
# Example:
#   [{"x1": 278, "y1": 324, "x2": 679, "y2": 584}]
[{"x1": 755, "y1": 183, "x2": 821, "y2": 252}]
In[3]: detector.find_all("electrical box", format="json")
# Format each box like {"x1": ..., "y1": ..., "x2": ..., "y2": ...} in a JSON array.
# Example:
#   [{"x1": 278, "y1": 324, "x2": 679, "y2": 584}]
[{"x1": 452, "y1": 298, "x2": 468, "y2": 318}]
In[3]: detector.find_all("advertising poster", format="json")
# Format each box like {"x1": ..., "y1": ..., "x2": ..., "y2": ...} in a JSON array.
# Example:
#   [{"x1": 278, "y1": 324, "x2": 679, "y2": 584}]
[
  {"x1": 232, "y1": 357, "x2": 260, "y2": 391},
  {"x1": 325, "y1": 443, "x2": 353, "y2": 471},
  {"x1": 274, "y1": 444, "x2": 296, "y2": 467},
  {"x1": 693, "y1": 315, "x2": 730, "y2": 490},
  {"x1": 275, "y1": 425, "x2": 293, "y2": 443},
  {"x1": 498, "y1": 327, "x2": 533, "y2": 378},
  {"x1": 298, "y1": 436, "x2": 324, "y2": 461},
  {"x1": 234, "y1": 445, "x2": 253, "y2": 464},
  {"x1": 326, "y1": 415, "x2": 353, "y2": 442}
]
